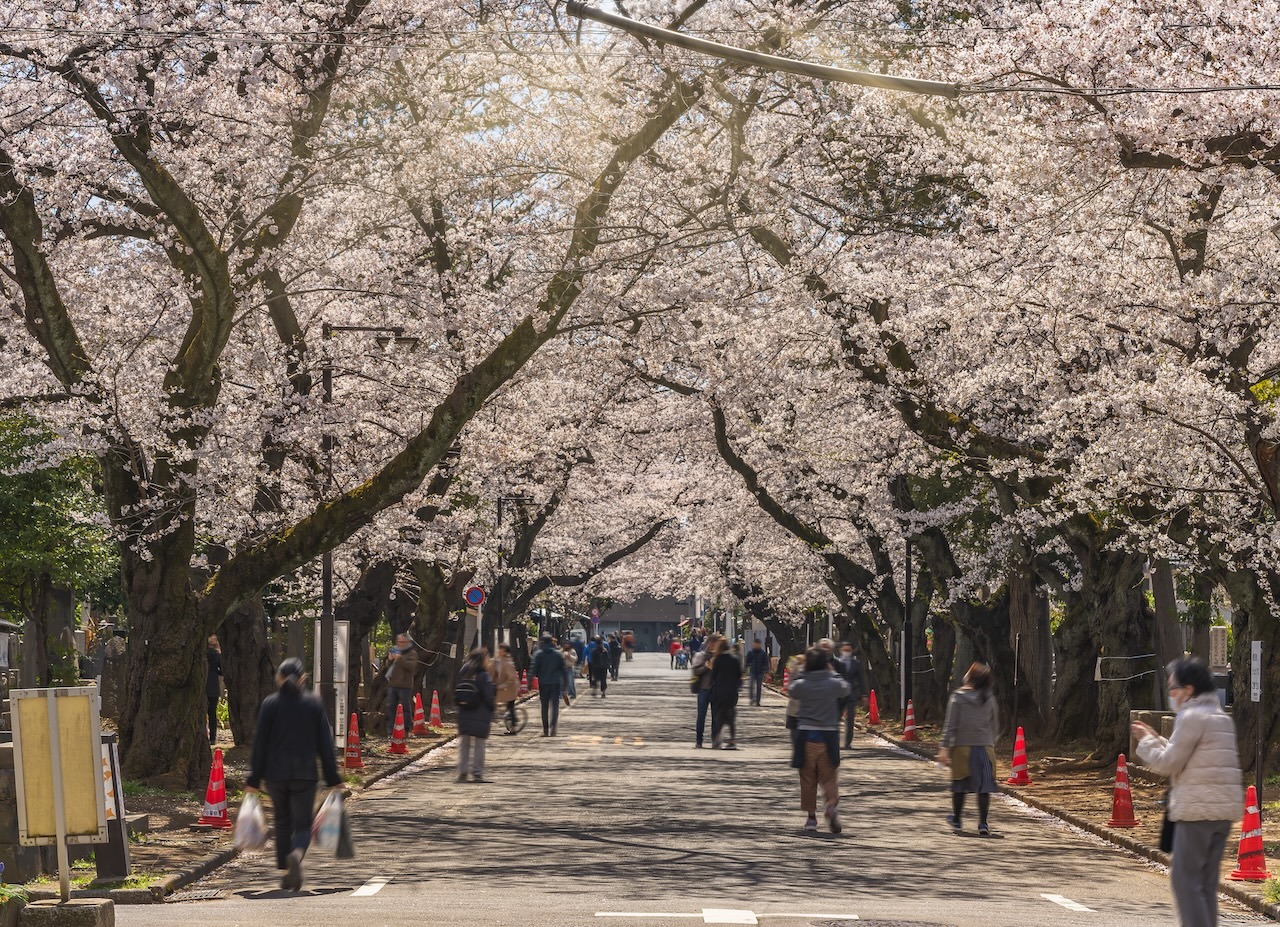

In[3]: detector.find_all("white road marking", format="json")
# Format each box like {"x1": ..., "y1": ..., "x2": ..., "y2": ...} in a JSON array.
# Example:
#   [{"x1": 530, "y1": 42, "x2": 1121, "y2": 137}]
[
  {"x1": 596, "y1": 912, "x2": 856, "y2": 924},
  {"x1": 760, "y1": 916, "x2": 859, "y2": 921},
  {"x1": 702, "y1": 912, "x2": 758, "y2": 925},
  {"x1": 595, "y1": 915, "x2": 701, "y2": 920},
  {"x1": 353, "y1": 877, "x2": 390, "y2": 896},
  {"x1": 1040, "y1": 893, "x2": 1096, "y2": 913}
]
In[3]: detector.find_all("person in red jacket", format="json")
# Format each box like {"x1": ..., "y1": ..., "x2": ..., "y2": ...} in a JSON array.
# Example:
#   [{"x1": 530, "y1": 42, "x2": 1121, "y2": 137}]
[{"x1": 669, "y1": 636, "x2": 683, "y2": 669}]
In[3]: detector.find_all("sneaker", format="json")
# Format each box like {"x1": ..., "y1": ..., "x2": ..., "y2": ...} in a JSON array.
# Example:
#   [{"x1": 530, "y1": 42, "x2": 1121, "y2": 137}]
[
  {"x1": 455, "y1": 773, "x2": 468, "y2": 783},
  {"x1": 471, "y1": 775, "x2": 487, "y2": 783},
  {"x1": 724, "y1": 742, "x2": 737, "y2": 750},
  {"x1": 978, "y1": 822, "x2": 991, "y2": 837},
  {"x1": 695, "y1": 742, "x2": 704, "y2": 749},
  {"x1": 946, "y1": 814, "x2": 962, "y2": 831},
  {"x1": 825, "y1": 803, "x2": 842, "y2": 834},
  {"x1": 803, "y1": 816, "x2": 818, "y2": 832},
  {"x1": 284, "y1": 848, "x2": 304, "y2": 891}
]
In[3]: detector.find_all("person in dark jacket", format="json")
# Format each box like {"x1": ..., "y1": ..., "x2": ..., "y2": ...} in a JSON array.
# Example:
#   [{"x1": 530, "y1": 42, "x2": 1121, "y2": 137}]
[
  {"x1": 708, "y1": 638, "x2": 742, "y2": 749},
  {"x1": 588, "y1": 637, "x2": 610, "y2": 697},
  {"x1": 455, "y1": 649, "x2": 496, "y2": 782},
  {"x1": 608, "y1": 633, "x2": 623, "y2": 681},
  {"x1": 206, "y1": 635, "x2": 223, "y2": 745},
  {"x1": 745, "y1": 638, "x2": 769, "y2": 706},
  {"x1": 530, "y1": 635, "x2": 566, "y2": 736},
  {"x1": 245, "y1": 658, "x2": 341, "y2": 892},
  {"x1": 836, "y1": 641, "x2": 868, "y2": 749}
]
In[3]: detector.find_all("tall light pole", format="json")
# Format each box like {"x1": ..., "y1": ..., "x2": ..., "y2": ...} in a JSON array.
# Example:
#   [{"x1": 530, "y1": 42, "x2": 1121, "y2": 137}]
[
  {"x1": 319, "y1": 323, "x2": 419, "y2": 726},
  {"x1": 903, "y1": 537, "x2": 913, "y2": 716}
]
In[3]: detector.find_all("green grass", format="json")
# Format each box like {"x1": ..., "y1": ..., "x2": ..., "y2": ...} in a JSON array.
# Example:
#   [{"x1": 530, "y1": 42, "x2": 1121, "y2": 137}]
[
  {"x1": 1264, "y1": 877, "x2": 1280, "y2": 906},
  {"x1": 121, "y1": 781, "x2": 166, "y2": 799}
]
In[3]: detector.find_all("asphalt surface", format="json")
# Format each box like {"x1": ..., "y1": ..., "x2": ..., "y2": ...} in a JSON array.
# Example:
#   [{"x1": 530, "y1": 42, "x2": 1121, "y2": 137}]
[{"x1": 123, "y1": 654, "x2": 1269, "y2": 927}]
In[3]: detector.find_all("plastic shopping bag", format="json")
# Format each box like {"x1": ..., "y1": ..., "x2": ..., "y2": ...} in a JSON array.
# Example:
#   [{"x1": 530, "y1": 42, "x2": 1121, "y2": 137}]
[
  {"x1": 233, "y1": 793, "x2": 269, "y2": 852},
  {"x1": 336, "y1": 797, "x2": 356, "y2": 859},
  {"x1": 311, "y1": 791, "x2": 343, "y2": 854}
]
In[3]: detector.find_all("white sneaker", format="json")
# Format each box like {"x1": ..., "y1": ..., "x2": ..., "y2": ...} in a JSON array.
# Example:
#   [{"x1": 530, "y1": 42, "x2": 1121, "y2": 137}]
[
  {"x1": 825, "y1": 804, "x2": 842, "y2": 834},
  {"x1": 803, "y1": 816, "x2": 818, "y2": 832}
]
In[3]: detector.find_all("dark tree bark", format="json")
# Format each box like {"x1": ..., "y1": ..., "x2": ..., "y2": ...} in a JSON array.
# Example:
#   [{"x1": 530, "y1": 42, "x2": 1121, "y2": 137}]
[
  {"x1": 217, "y1": 595, "x2": 276, "y2": 746},
  {"x1": 1007, "y1": 562, "x2": 1053, "y2": 734},
  {"x1": 1222, "y1": 567, "x2": 1280, "y2": 778}
]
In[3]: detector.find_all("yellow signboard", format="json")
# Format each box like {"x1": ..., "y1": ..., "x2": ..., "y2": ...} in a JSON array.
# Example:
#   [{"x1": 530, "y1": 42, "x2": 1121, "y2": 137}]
[{"x1": 11, "y1": 687, "x2": 108, "y2": 846}]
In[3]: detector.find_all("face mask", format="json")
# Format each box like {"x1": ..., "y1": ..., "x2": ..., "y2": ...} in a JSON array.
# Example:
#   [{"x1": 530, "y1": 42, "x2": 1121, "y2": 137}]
[{"x1": 1168, "y1": 689, "x2": 1188, "y2": 712}]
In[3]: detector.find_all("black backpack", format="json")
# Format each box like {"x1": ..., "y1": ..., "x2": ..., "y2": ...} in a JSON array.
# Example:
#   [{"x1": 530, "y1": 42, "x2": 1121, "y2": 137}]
[{"x1": 455, "y1": 674, "x2": 481, "y2": 710}]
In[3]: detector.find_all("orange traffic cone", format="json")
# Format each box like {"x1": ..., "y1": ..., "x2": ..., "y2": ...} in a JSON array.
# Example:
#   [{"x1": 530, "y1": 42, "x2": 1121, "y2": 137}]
[
  {"x1": 1230, "y1": 785, "x2": 1272, "y2": 881},
  {"x1": 519, "y1": 670, "x2": 529, "y2": 695},
  {"x1": 197, "y1": 748, "x2": 233, "y2": 828},
  {"x1": 868, "y1": 690, "x2": 880, "y2": 726},
  {"x1": 533, "y1": 675, "x2": 540, "y2": 692},
  {"x1": 344, "y1": 713, "x2": 365, "y2": 769},
  {"x1": 782, "y1": 667, "x2": 790, "y2": 694},
  {"x1": 389, "y1": 704, "x2": 409, "y2": 755},
  {"x1": 412, "y1": 693, "x2": 430, "y2": 736},
  {"x1": 429, "y1": 690, "x2": 443, "y2": 729},
  {"x1": 1006, "y1": 726, "x2": 1032, "y2": 785},
  {"x1": 1107, "y1": 754, "x2": 1137, "y2": 827},
  {"x1": 902, "y1": 699, "x2": 919, "y2": 741}
]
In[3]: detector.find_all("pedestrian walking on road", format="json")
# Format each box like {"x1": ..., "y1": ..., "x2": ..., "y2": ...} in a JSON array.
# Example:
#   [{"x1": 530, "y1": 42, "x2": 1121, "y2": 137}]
[
  {"x1": 455, "y1": 648, "x2": 496, "y2": 781},
  {"x1": 938, "y1": 662, "x2": 999, "y2": 836},
  {"x1": 788, "y1": 647, "x2": 850, "y2": 833},
  {"x1": 1132, "y1": 658, "x2": 1242, "y2": 927},
  {"x1": 206, "y1": 635, "x2": 223, "y2": 745},
  {"x1": 531, "y1": 634, "x2": 566, "y2": 735},
  {"x1": 608, "y1": 633, "x2": 623, "y2": 681},
  {"x1": 561, "y1": 642, "x2": 579, "y2": 703},
  {"x1": 493, "y1": 643, "x2": 520, "y2": 735},
  {"x1": 670, "y1": 636, "x2": 684, "y2": 669},
  {"x1": 835, "y1": 641, "x2": 868, "y2": 748},
  {"x1": 690, "y1": 632, "x2": 722, "y2": 748},
  {"x1": 588, "y1": 636, "x2": 610, "y2": 697},
  {"x1": 745, "y1": 638, "x2": 768, "y2": 706},
  {"x1": 245, "y1": 658, "x2": 342, "y2": 892},
  {"x1": 384, "y1": 632, "x2": 419, "y2": 733},
  {"x1": 708, "y1": 638, "x2": 742, "y2": 749}
]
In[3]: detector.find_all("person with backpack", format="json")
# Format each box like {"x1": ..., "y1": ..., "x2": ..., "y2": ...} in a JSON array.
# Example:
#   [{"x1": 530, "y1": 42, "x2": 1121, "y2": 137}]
[
  {"x1": 588, "y1": 636, "x2": 611, "y2": 697},
  {"x1": 530, "y1": 634, "x2": 566, "y2": 735},
  {"x1": 455, "y1": 648, "x2": 496, "y2": 782},
  {"x1": 245, "y1": 658, "x2": 342, "y2": 892}
]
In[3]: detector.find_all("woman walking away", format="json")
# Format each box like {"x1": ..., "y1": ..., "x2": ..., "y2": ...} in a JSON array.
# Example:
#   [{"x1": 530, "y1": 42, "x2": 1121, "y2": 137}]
[
  {"x1": 455, "y1": 649, "x2": 496, "y2": 782},
  {"x1": 561, "y1": 642, "x2": 579, "y2": 703},
  {"x1": 708, "y1": 638, "x2": 742, "y2": 749},
  {"x1": 1132, "y1": 658, "x2": 1242, "y2": 927},
  {"x1": 938, "y1": 662, "x2": 999, "y2": 836},
  {"x1": 787, "y1": 647, "x2": 851, "y2": 833},
  {"x1": 246, "y1": 658, "x2": 342, "y2": 892}
]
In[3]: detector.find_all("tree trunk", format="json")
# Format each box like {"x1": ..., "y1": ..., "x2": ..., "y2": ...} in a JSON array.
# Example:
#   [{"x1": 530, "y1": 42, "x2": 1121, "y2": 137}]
[
  {"x1": 119, "y1": 547, "x2": 209, "y2": 788},
  {"x1": 217, "y1": 595, "x2": 276, "y2": 746},
  {"x1": 1007, "y1": 565, "x2": 1052, "y2": 735},
  {"x1": 909, "y1": 570, "x2": 948, "y2": 724},
  {"x1": 337, "y1": 561, "x2": 397, "y2": 723},
  {"x1": 412, "y1": 560, "x2": 466, "y2": 723},
  {"x1": 1222, "y1": 567, "x2": 1280, "y2": 778},
  {"x1": 952, "y1": 593, "x2": 1017, "y2": 739},
  {"x1": 1050, "y1": 606, "x2": 1099, "y2": 744}
]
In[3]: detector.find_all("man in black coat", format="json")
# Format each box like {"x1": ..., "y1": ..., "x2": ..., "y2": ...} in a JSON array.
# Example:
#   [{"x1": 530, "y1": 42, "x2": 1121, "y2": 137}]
[{"x1": 836, "y1": 641, "x2": 868, "y2": 749}]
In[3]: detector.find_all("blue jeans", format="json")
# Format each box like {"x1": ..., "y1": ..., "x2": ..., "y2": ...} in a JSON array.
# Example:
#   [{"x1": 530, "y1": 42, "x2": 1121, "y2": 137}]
[
  {"x1": 749, "y1": 672, "x2": 764, "y2": 704},
  {"x1": 564, "y1": 670, "x2": 577, "y2": 698},
  {"x1": 695, "y1": 689, "x2": 711, "y2": 745},
  {"x1": 387, "y1": 686, "x2": 414, "y2": 731}
]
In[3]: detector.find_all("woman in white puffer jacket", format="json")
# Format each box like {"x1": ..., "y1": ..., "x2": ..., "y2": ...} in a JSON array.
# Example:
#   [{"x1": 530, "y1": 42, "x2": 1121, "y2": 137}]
[{"x1": 1131, "y1": 658, "x2": 1242, "y2": 927}]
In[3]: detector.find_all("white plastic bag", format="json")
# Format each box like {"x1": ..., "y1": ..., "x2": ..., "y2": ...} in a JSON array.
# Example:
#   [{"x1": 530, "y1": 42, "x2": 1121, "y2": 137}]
[
  {"x1": 311, "y1": 791, "x2": 343, "y2": 853},
  {"x1": 233, "y1": 793, "x2": 268, "y2": 852}
]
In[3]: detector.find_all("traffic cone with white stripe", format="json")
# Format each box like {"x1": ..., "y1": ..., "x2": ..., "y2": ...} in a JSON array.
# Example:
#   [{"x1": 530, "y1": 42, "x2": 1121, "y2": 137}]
[
  {"x1": 782, "y1": 667, "x2": 790, "y2": 694},
  {"x1": 533, "y1": 674, "x2": 540, "y2": 692},
  {"x1": 867, "y1": 690, "x2": 880, "y2": 726},
  {"x1": 519, "y1": 670, "x2": 529, "y2": 695},
  {"x1": 902, "y1": 699, "x2": 919, "y2": 741},
  {"x1": 429, "y1": 690, "x2": 443, "y2": 729},
  {"x1": 1107, "y1": 754, "x2": 1137, "y2": 827},
  {"x1": 344, "y1": 713, "x2": 364, "y2": 769},
  {"x1": 1230, "y1": 785, "x2": 1271, "y2": 881},
  {"x1": 1006, "y1": 726, "x2": 1032, "y2": 785},
  {"x1": 388, "y1": 704, "x2": 408, "y2": 755},
  {"x1": 412, "y1": 693, "x2": 430, "y2": 735},
  {"x1": 197, "y1": 748, "x2": 232, "y2": 828}
]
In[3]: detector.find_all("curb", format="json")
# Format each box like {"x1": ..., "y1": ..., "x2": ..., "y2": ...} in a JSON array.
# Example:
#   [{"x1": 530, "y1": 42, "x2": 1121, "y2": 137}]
[
  {"x1": 25, "y1": 846, "x2": 239, "y2": 905},
  {"x1": 153, "y1": 846, "x2": 240, "y2": 901},
  {"x1": 866, "y1": 727, "x2": 1280, "y2": 923}
]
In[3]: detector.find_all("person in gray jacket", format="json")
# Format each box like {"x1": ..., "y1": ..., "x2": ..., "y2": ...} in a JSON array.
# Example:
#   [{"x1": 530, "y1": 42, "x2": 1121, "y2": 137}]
[
  {"x1": 1132, "y1": 658, "x2": 1243, "y2": 927},
  {"x1": 787, "y1": 647, "x2": 851, "y2": 833},
  {"x1": 938, "y1": 662, "x2": 999, "y2": 836}
]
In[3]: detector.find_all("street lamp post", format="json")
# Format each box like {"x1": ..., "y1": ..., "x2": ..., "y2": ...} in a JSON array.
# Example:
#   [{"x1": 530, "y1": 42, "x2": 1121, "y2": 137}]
[
  {"x1": 319, "y1": 323, "x2": 419, "y2": 726},
  {"x1": 903, "y1": 537, "x2": 913, "y2": 716}
]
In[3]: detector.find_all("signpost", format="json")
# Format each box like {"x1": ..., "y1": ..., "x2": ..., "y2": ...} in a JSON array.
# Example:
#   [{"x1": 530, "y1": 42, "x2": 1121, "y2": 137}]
[
  {"x1": 10, "y1": 687, "x2": 109, "y2": 901},
  {"x1": 314, "y1": 620, "x2": 350, "y2": 746},
  {"x1": 1253, "y1": 640, "x2": 1263, "y2": 815},
  {"x1": 590, "y1": 606, "x2": 601, "y2": 626}
]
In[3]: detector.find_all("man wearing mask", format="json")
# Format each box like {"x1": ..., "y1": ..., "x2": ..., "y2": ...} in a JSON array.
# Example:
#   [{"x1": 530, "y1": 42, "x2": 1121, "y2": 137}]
[
  {"x1": 385, "y1": 633, "x2": 419, "y2": 732},
  {"x1": 745, "y1": 638, "x2": 769, "y2": 706},
  {"x1": 836, "y1": 641, "x2": 868, "y2": 749}
]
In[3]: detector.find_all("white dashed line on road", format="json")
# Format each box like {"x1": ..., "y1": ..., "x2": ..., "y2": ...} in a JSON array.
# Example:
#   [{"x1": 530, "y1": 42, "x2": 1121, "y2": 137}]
[
  {"x1": 1041, "y1": 893, "x2": 1096, "y2": 912},
  {"x1": 353, "y1": 877, "x2": 391, "y2": 896},
  {"x1": 596, "y1": 911, "x2": 859, "y2": 924}
]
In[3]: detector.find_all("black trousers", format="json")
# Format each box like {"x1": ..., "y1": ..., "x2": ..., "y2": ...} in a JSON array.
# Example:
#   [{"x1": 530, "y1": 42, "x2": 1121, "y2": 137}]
[
  {"x1": 266, "y1": 779, "x2": 318, "y2": 870},
  {"x1": 592, "y1": 668, "x2": 609, "y2": 694},
  {"x1": 711, "y1": 701, "x2": 737, "y2": 743},
  {"x1": 207, "y1": 696, "x2": 219, "y2": 743}
]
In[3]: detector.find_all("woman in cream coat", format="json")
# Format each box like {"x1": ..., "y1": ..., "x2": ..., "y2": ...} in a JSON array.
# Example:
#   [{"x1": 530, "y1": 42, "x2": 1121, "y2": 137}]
[{"x1": 1132, "y1": 658, "x2": 1242, "y2": 927}]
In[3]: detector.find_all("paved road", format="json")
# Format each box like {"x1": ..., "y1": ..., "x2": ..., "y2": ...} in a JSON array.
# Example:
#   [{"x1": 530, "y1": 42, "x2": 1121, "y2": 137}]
[{"x1": 123, "y1": 654, "x2": 1267, "y2": 927}]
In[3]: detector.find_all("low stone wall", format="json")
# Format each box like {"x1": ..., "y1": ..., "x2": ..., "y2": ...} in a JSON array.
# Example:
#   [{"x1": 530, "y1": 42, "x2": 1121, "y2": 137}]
[{"x1": 0, "y1": 745, "x2": 45, "y2": 883}]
